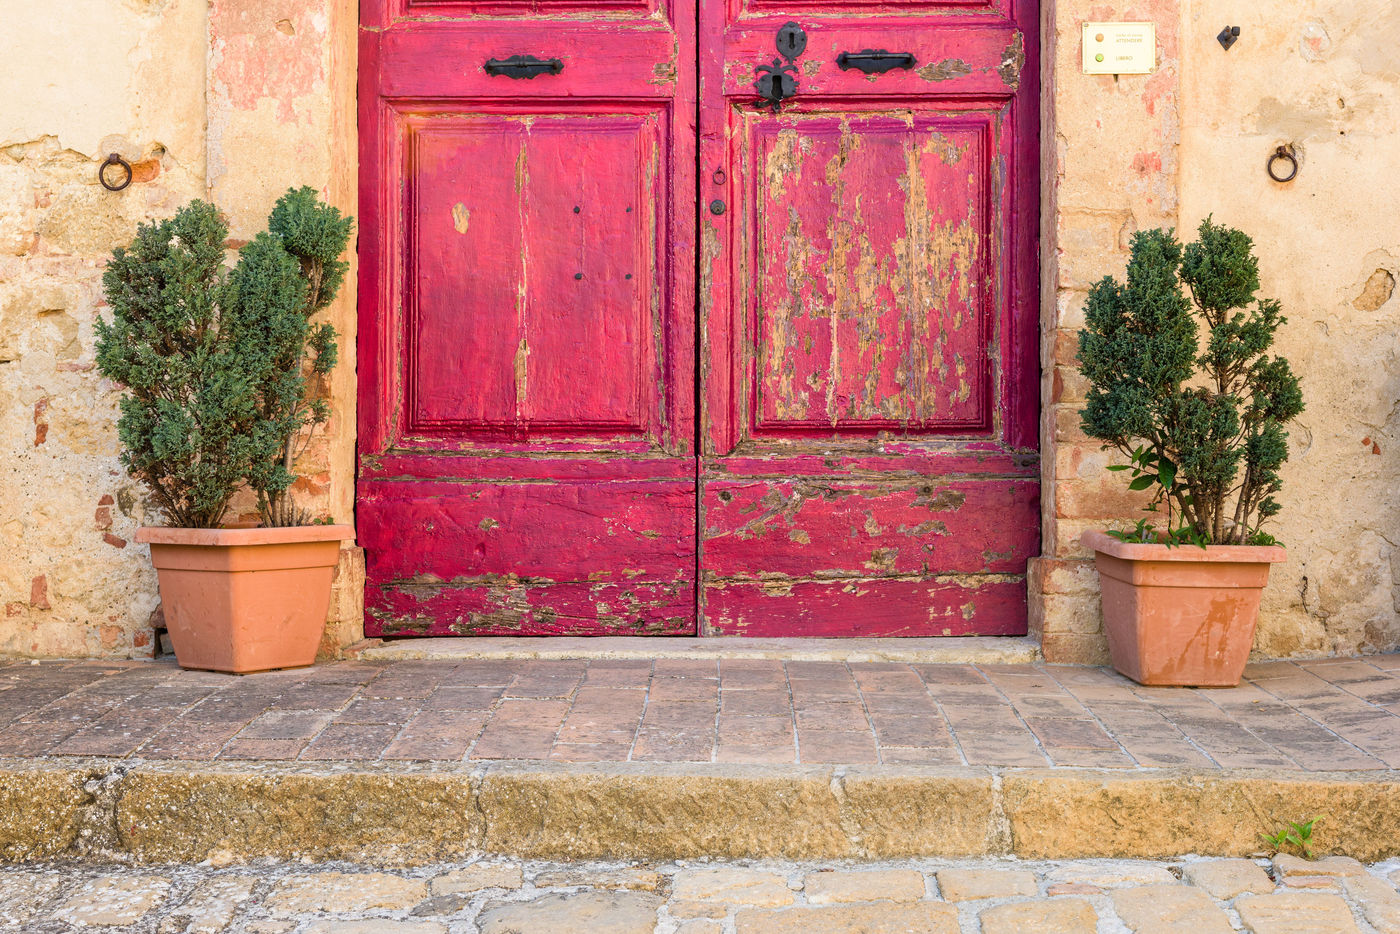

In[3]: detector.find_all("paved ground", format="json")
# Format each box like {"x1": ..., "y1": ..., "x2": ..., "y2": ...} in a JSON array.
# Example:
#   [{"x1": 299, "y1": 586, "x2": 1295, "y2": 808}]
[
  {"x1": 0, "y1": 655, "x2": 1398, "y2": 768},
  {"x1": 3, "y1": 854, "x2": 1400, "y2": 932}
]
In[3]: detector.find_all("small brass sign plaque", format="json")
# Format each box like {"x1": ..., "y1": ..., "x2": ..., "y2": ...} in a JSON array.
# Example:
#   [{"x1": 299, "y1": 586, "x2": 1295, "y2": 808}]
[{"x1": 1082, "y1": 22, "x2": 1156, "y2": 75}]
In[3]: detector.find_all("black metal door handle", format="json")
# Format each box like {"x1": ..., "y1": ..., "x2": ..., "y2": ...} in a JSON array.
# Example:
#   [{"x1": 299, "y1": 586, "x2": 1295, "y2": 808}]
[
  {"x1": 836, "y1": 50, "x2": 917, "y2": 74},
  {"x1": 485, "y1": 55, "x2": 564, "y2": 79}
]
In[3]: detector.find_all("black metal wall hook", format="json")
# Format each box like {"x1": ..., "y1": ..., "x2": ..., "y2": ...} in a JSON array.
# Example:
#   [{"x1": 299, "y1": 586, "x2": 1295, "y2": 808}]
[
  {"x1": 99, "y1": 153, "x2": 132, "y2": 192},
  {"x1": 1268, "y1": 145, "x2": 1298, "y2": 183}
]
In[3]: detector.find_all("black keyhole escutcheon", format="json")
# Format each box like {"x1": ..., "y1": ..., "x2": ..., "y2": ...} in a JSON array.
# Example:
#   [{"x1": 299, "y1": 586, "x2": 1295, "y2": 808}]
[
  {"x1": 709, "y1": 199, "x2": 726, "y2": 216},
  {"x1": 776, "y1": 22, "x2": 807, "y2": 60}
]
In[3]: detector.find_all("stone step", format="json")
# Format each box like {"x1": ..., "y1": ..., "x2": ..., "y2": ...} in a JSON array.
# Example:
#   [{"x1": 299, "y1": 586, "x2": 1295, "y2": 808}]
[
  {"x1": 354, "y1": 636, "x2": 1042, "y2": 664},
  {"x1": 8, "y1": 758, "x2": 1398, "y2": 865}
]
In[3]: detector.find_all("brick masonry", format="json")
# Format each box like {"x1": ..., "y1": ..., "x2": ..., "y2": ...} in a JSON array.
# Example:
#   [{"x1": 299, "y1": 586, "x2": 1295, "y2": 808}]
[{"x1": 1, "y1": 655, "x2": 1398, "y2": 769}]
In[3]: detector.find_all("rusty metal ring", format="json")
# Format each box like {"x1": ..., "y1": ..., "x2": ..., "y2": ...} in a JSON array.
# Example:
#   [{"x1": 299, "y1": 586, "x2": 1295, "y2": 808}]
[
  {"x1": 99, "y1": 153, "x2": 133, "y2": 192},
  {"x1": 712, "y1": 168, "x2": 727, "y2": 185},
  {"x1": 1267, "y1": 145, "x2": 1298, "y2": 183}
]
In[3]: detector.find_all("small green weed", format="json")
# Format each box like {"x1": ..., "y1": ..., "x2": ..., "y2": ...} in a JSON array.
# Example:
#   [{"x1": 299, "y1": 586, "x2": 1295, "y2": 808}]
[{"x1": 1259, "y1": 815, "x2": 1321, "y2": 859}]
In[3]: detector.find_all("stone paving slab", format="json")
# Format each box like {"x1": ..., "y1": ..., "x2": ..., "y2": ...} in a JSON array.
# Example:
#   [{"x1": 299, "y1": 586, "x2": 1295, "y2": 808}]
[
  {"x1": 2, "y1": 854, "x2": 1398, "y2": 933},
  {"x1": 0, "y1": 655, "x2": 1398, "y2": 769}
]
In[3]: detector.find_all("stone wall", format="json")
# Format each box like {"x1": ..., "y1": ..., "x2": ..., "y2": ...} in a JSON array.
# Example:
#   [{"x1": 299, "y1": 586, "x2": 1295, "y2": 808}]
[
  {"x1": 1, "y1": 0, "x2": 1397, "y2": 660},
  {"x1": 0, "y1": 0, "x2": 361, "y2": 658},
  {"x1": 1035, "y1": 0, "x2": 1400, "y2": 662}
]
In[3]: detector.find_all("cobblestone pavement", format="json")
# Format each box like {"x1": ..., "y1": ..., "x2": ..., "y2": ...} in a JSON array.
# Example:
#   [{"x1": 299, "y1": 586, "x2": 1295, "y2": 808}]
[
  {"x1": 0, "y1": 654, "x2": 1398, "y2": 768},
  {"x1": 2, "y1": 854, "x2": 1400, "y2": 933}
]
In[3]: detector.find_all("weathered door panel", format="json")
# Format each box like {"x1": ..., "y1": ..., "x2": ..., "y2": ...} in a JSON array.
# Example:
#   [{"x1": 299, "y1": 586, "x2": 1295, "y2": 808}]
[
  {"x1": 357, "y1": 482, "x2": 695, "y2": 635},
  {"x1": 706, "y1": 578, "x2": 1031, "y2": 637},
  {"x1": 359, "y1": 0, "x2": 697, "y2": 635},
  {"x1": 699, "y1": 0, "x2": 1039, "y2": 635}
]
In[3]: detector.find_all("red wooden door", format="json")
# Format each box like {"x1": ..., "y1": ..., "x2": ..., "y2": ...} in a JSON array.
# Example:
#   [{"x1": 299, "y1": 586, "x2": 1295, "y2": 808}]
[
  {"x1": 357, "y1": 0, "x2": 698, "y2": 635},
  {"x1": 697, "y1": 0, "x2": 1040, "y2": 634},
  {"x1": 358, "y1": 0, "x2": 1038, "y2": 637}
]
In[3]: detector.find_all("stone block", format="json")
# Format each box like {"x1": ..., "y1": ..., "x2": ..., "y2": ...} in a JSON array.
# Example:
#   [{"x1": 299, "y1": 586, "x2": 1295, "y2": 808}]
[
  {"x1": 1002, "y1": 772, "x2": 1400, "y2": 861},
  {"x1": 1040, "y1": 631, "x2": 1111, "y2": 666},
  {"x1": 675, "y1": 922, "x2": 722, "y2": 934},
  {"x1": 114, "y1": 766, "x2": 484, "y2": 863},
  {"x1": 479, "y1": 767, "x2": 848, "y2": 860},
  {"x1": 934, "y1": 868, "x2": 1038, "y2": 900},
  {"x1": 1234, "y1": 892, "x2": 1361, "y2": 933},
  {"x1": 267, "y1": 873, "x2": 428, "y2": 914},
  {"x1": 1343, "y1": 874, "x2": 1400, "y2": 933},
  {"x1": 431, "y1": 863, "x2": 523, "y2": 895},
  {"x1": 0, "y1": 870, "x2": 64, "y2": 925},
  {"x1": 802, "y1": 869, "x2": 926, "y2": 904},
  {"x1": 477, "y1": 892, "x2": 662, "y2": 934},
  {"x1": 1110, "y1": 883, "x2": 1233, "y2": 933},
  {"x1": 52, "y1": 875, "x2": 170, "y2": 926},
  {"x1": 670, "y1": 901, "x2": 727, "y2": 919},
  {"x1": 672, "y1": 868, "x2": 795, "y2": 907},
  {"x1": 835, "y1": 770, "x2": 996, "y2": 856},
  {"x1": 734, "y1": 902, "x2": 959, "y2": 934},
  {"x1": 159, "y1": 876, "x2": 257, "y2": 934},
  {"x1": 1055, "y1": 210, "x2": 1133, "y2": 290},
  {"x1": 304, "y1": 924, "x2": 445, "y2": 934},
  {"x1": 1273, "y1": 854, "x2": 1367, "y2": 878},
  {"x1": 1036, "y1": 558, "x2": 1099, "y2": 595},
  {"x1": 1048, "y1": 863, "x2": 1178, "y2": 887},
  {"x1": 979, "y1": 897, "x2": 1097, "y2": 934},
  {"x1": 1183, "y1": 859, "x2": 1275, "y2": 899},
  {"x1": 534, "y1": 868, "x2": 664, "y2": 892},
  {"x1": 1037, "y1": 593, "x2": 1104, "y2": 634},
  {"x1": 0, "y1": 766, "x2": 89, "y2": 860}
]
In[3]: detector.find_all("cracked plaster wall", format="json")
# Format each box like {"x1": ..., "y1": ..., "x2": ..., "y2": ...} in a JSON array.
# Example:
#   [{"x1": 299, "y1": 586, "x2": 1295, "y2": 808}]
[
  {"x1": 1, "y1": 0, "x2": 1398, "y2": 661},
  {"x1": 0, "y1": 0, "x2": 361, "y2": 658},
  {"x1": 1037, "y1": 0, "x2": 1400, "y2": 662}
]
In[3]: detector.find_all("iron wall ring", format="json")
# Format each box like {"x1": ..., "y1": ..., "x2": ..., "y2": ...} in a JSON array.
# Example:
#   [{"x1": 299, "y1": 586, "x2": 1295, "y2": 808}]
[
  {"x1": 99, "y1": 153, "x2": 133, "y2": 192},
  {"x1": 1267, "y1": 145, "x2": 1298, "y2": 183}
]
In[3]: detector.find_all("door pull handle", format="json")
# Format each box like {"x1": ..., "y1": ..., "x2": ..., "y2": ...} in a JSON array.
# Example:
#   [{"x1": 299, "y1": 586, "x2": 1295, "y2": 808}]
[
  {"x1": 484, "y1": 55, "x2": 564, "y2": 79},
  {"x1": 836, "y1": 50, "x2": 917, "y2": 74}
]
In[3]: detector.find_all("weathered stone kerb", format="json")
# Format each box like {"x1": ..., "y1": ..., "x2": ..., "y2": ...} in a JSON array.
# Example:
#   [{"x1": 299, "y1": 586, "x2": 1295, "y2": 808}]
[{"x1": 3, "y1": 760, "x2": 1399, "y2": 865}]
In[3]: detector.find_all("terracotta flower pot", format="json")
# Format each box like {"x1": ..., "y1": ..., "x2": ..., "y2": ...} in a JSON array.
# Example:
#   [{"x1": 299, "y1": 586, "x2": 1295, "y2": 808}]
[
  {"x1": 1082, "y1": 529, "x2": 1287, "y2": 687},
  {"x1": 134, "y1": 525, "x2": 354, "y2": 674}
]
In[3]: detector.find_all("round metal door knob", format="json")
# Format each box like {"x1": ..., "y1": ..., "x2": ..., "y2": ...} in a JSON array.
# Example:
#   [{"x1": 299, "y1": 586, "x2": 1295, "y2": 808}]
[{"x1": 709, "y1": 199, "x2": 726, "y2": 216}]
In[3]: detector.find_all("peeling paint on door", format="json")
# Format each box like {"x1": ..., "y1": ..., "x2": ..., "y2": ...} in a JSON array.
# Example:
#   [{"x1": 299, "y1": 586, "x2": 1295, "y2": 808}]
[
  {"x1": 698, "y1": 0, "x2": 1041, "y2": 636},
  {"x1": 359, "y1": 0, "x2": 1038, "y2": 637},
  {"x1": 358, "y1": 0, "x2": 698, "y2": 636}
]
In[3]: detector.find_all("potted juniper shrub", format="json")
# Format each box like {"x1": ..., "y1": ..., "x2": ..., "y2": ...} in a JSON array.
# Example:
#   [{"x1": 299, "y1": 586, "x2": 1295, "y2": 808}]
[
  {"x1": 1077, "y1": 218, "x2": 1304, "y2": 687},
  {"x1": 96, "y1": 189, "x2": 355, "y2": 674}
]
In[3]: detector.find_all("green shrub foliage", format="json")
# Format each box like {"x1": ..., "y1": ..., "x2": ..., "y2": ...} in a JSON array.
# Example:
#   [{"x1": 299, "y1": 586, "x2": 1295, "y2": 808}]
[
  {"x1": 96, "y1": 189, "x2": 353, "y2": 529},
  {"x1": 1078, "y1": 218, "x2": 1304, "y2": 545},
  {"x1": 229, "y1": 188, "x2": 353, "y2": 526}
]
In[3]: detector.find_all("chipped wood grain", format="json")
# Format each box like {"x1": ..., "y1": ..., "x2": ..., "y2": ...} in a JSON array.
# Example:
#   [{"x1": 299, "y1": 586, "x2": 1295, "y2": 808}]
[
  {"x1": 360, "y1": 0, "x2": 1038, "y2": 638},
  {"x1": 698, "y1": 0, "x2": 1040, "y2": 636},
  {"x1": 358, "y1": 0, "x2": 697, "y2": 636}
]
